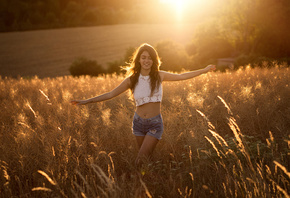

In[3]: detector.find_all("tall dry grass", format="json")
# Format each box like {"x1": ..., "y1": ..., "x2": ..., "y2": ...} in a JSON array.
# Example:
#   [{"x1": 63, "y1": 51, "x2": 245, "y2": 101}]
[{"x1": 0, "y1": 64, "x2": 289, "y2": 197}]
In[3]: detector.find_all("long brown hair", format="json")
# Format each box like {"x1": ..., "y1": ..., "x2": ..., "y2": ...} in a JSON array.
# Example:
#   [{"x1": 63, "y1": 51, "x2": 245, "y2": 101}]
[{"x1": 125, "y1": 43, "x2": 162, "y2": 95}]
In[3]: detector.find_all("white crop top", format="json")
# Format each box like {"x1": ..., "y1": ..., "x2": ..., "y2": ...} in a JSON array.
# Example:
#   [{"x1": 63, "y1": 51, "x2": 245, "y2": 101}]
[{"x1": 133, "y1": 74, "x2": 162, "y2": 106}]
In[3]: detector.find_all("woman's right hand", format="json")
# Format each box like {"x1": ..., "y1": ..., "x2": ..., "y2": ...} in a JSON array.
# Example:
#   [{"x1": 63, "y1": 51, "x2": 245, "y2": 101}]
[{"x1": 70, "y1": 99, "x2": 89, "y2": 105}]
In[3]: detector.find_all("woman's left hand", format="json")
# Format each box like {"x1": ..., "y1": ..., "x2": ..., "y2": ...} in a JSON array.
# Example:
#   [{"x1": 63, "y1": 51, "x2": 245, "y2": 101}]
[{"x1": 206, "y1": 64, "x2": 216, "y2": 72}]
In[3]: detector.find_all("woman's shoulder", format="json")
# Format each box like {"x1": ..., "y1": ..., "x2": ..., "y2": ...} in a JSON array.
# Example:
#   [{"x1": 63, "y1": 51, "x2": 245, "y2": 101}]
[
  {"x1": 158, "y1": 70, "x2": 170, "y2": 81},
  {"x1": 122, "y1": 76, "x2": 132, "y2": 87},
  {"x1": 158, "y1": 70, "x2": 165, "y2": 77},
  {"x1": 158, "y1": 70, "x2": 171, "y2": 76}
]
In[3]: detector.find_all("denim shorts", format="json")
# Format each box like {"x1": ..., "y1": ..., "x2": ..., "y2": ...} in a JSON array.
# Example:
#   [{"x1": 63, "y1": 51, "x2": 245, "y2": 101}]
[{"x1": 132, "y1": 113, "x2": 164, "y2": 140}]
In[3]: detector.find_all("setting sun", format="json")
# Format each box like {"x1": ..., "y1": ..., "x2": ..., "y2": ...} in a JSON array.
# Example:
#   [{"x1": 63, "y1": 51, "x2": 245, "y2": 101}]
[
  {"x1": 160, "y1": 0, "x2": 213, "y2": 22},
  {"x1": 160, "y1": 0, "x2": 190, "y2": 21}
]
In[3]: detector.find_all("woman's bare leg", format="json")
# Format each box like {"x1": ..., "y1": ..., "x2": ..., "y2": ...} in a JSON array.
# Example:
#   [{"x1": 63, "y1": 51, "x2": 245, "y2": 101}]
[
  {"x1": 135, "y1": 136, "x2": 145, "y2": 149},
  {"x1": 135, "y1": 135, "x2": 159, "y2": 166}
]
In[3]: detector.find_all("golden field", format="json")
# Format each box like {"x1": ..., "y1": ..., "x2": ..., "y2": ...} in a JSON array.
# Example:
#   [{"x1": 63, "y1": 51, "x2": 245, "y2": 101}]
[{"x1": 0, "y1": 65, "x2": 289, "y2": 197}]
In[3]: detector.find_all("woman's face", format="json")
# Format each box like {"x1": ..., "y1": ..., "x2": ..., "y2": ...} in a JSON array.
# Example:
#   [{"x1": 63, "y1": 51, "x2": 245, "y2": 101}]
[{"x1": 139, "y1": 51, "x2": 153, "y2": 71}]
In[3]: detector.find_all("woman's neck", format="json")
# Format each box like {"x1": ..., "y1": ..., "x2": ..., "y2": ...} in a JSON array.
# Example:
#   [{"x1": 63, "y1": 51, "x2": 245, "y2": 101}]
[{"x1": 140, "y1": 69, "x2": 150, "y2": 76}]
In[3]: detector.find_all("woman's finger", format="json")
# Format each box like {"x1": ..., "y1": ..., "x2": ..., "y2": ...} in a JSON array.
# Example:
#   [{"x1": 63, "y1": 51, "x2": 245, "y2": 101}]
[{"x1": 71, "y1": 101, "x2": 78, "y2": 105}]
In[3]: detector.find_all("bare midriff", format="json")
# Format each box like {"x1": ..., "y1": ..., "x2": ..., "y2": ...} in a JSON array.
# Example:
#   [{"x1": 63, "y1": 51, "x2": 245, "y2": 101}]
[{"x1": 135, "y1": 102, "x2": 161, "y2": 119}]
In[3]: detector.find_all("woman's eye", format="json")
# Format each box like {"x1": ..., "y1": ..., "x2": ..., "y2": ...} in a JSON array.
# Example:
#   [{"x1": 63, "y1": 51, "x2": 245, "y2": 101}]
[{"x1": 141, "y1": 56, "x2": 151, "y2": 60}]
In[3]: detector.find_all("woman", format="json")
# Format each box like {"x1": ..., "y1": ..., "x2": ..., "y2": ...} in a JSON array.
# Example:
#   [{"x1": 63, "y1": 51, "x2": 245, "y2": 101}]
[{"x1": 71, "y1": 43, "x2": 215, "y2": 165}]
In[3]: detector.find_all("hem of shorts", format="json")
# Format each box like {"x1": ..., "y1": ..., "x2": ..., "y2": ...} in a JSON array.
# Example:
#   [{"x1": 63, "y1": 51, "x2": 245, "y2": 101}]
[
  {"x1": 133, "y1": 135, "x2": 145, "y2": 137},
  {"x1": 145, "y1": 133, "x2": 162, "y2": 140},
  {"x1": 133, "y1": 133, "x2": 162, "y2": 140}
]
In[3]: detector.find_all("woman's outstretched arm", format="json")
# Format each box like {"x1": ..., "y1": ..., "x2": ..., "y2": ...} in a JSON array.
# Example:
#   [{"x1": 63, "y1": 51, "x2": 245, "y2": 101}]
[
  {"x1": 71, "y1": 77, "x2": 131, "y2": 105},
  {"x1": 160, "y1": 65, "x2": 216, "y2": 81}
]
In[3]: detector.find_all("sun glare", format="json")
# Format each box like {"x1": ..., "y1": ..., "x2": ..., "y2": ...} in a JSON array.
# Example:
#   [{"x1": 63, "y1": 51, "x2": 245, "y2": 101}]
[
  {"x1": 160, "y1": 0, "x2": 189, "y2": 21},
  {"x1": 160, "y1": 0, "x2": 209, "y2": 22}
]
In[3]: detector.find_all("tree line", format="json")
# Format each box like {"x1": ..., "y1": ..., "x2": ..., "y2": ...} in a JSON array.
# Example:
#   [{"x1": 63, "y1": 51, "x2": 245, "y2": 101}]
[
  {"x1": 0, "y1": 0, "x2": 136, "y2": 31},
  {"x1": 0, "y1": 0, "x2": 199, "y2": 32},
  {"x1": 186, "y1": 0, "x2": 290, "y2": 67}
]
